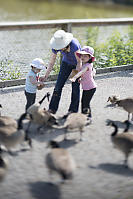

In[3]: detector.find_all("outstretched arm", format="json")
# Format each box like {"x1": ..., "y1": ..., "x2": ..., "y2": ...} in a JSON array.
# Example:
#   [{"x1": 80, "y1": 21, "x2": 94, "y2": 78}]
[
  {"x1": 39, "y1": 52, "x2": 57, "y2": 82},
  {"x1": 70, "y1": 66, "x2": 88, "y2": 82}
]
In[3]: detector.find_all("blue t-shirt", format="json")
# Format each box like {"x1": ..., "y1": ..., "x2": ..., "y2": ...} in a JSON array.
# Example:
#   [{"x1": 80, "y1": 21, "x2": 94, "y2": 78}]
[
  {"x1": 52, "y1": 38, "x2": 81, "y2": 65},
  {"x1": 25, "y1": 69, "x2": 37, "y2": 93}
]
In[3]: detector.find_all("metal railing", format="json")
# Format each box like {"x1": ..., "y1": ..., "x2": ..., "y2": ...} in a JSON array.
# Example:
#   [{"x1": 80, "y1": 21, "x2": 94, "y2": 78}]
[
  {"x1": 0, "y1": 17, "x2": 133, "y2": 82},
  {"x1": 0, "y1": 18, "x2": 133, "y2": 32}
]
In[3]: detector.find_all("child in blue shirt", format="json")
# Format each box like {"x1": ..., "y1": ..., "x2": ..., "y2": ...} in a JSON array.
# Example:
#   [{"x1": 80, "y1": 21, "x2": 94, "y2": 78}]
[{"x1": 25, "y1": 58, "x2": 46, "y2": 111}]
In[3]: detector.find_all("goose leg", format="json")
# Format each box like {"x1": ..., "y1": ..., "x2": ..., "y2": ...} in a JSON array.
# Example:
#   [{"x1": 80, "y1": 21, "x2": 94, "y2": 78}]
[
  {"x1": 64, "y1": 128, "x2": 68, "y2": 141},
  {"x1": 79, "y1": 127, "x2": 84, "y2": 141},
  {"x1": 128, "y1": 113, "x2": 130, "y2": 121},
  {"x1": 123, "y1": 154, "x2": 129, "y2": 168},
  {"x1": 131, "y1": 113, "x2": 133, "y2": 121}
]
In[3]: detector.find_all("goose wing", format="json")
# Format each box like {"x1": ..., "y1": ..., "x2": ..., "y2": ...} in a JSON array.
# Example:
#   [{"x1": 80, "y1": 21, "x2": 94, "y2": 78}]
[{"x1": 0, "y1": 116, "x2": 17, "y2": 127}]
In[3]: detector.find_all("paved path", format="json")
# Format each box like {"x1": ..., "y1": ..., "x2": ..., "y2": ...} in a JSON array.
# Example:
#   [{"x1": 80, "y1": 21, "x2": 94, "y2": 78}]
[{"x1": 0, "y1": 69, "x2": 133, "y2": 199}]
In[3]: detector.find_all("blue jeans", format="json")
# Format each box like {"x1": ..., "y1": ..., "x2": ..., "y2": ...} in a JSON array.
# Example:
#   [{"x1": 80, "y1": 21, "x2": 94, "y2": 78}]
[{"x1": 49, "y1": 61, "x2": 80, "y2": 113}]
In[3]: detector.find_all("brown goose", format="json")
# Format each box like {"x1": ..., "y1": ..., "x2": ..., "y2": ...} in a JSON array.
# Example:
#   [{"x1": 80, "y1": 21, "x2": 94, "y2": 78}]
[
  {"x1": 0, "y1": 104, "x2": 17, "y2": 128},
  {"x1": 0, "y1": 112, "x2": 32, "y2": 153},
  {"x1": 45, "y1": 140, "x2": 76, "y2": 183},
  {"x1": 107, "y1": 120, "x2": 133, "y2": 168},
  {"x1": 62, "y1": 112, "x2": 91, "y2": 141},
  {"x1": 0, "y1": 116, "x2": 17, "y2": 128},
  {"x1": 27, "y1": 93, "x2": 57, "y2": 128},
  {"x1": 115, "y1": 97, "x2": 133, "y2": 120}
]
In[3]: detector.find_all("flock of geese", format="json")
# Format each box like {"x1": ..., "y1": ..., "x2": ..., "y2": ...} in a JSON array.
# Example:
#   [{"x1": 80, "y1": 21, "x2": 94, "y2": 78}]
[{"x1": 0, "y1": 93, "x2": 133, "y2": 184}]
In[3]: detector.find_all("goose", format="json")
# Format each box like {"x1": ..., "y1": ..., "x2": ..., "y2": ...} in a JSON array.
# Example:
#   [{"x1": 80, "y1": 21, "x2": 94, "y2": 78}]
[
  {"x1": 0, "y1": 116, "x2": 17, "y2": 128},
  {"x1": 114, "y1": 97, "x2": 133, "y2": 120},
  {"x1": 55, "y1": 112, "x2": 91, "y2": 141},
  {"x1": 27, "y1": 92, "x2": 57, "y2": 128},
  {"x1": 0, "y1": 104, "x2": 17, "y2": 128},
  {"x1": 0, "y1": 153, "x2": 8, "y2": 182},
  {"x1": 0, "y1": 112, "x2": 32, "y2": 153},
  {"x1": 28, "y1": 108, "x2": 57, "y2": 126},
  {"x1": 27, "y1": 92, "x2": 50, "y2": 114},
  {"x1": 45, "y1": 140, "x2": 76, "y2": 183},
  {"x1": 106, "y1": 120, "x2": 133, "y2": 168},
  {"x1": 107, "y1": 95, "x2": 119, "y2": 104}
]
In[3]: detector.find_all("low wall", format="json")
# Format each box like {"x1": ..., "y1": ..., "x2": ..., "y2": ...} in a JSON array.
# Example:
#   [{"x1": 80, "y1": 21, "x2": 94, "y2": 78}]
[{"x1": 0, "y1": 64, "x2": 133, "y2": 88}]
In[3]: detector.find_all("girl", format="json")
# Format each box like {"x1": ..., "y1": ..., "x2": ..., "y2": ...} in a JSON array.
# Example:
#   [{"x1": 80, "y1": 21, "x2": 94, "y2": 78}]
[
  {"x1": 70, "y1": 46, "x2": 97, "y2": 119},
  {"x1": 25, "y1": 58, "x2": 46, "y2": 111}
]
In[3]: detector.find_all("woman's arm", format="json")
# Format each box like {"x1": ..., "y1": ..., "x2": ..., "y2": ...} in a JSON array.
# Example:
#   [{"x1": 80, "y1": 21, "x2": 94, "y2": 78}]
[
  {"x1": 39, "y1": 52, "x2": 57, "y2": 82},
  {"x1": 74, "y1": 51, "x2": 82, "y2": 71},
  {"x1": 70, "y1": 66, "x2": 88, "y2": 82}
]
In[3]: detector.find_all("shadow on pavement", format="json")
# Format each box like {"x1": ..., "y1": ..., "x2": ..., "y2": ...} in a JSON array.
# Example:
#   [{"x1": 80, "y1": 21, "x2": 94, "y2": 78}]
[
  {"x1": 88, "y1": 163, "x2": 133, "y2": 177},
  {"x1": 29, "y1": 181, "x2": 61, "y2": 199}
]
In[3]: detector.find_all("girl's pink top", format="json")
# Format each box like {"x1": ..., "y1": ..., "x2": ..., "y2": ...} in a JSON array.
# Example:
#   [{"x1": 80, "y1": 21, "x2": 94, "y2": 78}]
[{"x1": 80, "y1": 63, "x2": 97, "y2": 90}]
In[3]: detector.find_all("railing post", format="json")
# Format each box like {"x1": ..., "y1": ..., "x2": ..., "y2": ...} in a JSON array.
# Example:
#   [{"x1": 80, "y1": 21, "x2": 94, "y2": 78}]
[
  {"x1": 59, "y1": 23, "x2": 72, "y2": 64},
  {"x1": 61, "y1": 23, "x2": 72, "y2": 33},
  {"x1": 67, "y1": 23, "x2": 72, "y2": 33}
]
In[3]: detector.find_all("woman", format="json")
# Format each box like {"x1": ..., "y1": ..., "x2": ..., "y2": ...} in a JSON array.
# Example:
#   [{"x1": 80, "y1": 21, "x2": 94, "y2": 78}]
[{"x1": 40, "y1": 30, "x2": 81, "y2": 115}]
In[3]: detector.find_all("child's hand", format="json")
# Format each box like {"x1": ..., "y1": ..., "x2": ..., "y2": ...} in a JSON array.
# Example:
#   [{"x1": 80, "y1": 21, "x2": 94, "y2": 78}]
[
  {"x1": 78, "y1": 78, "x2": 81, "y2": 83},
  {"x1": 69, "y1": 77, "x2": 76, "y2": 82},
  {"x1": 37, "y1": 82, "x2": 45, "y2": 90}
]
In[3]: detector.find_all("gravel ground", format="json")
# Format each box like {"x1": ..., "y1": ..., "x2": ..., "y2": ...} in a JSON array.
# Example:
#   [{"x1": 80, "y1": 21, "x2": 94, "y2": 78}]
[{"x1": 0, "y1": 69, "x2": 133, "y2": 199}]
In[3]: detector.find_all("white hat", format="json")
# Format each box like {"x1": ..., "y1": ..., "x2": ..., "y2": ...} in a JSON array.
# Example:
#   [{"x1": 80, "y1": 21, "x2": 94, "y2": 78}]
[
  {"x1": 50, "y1": 30, "x2": 73, "y2": 50},
  {"x1": 30, "y1": 58, "x2": 46, "y2": 70}
]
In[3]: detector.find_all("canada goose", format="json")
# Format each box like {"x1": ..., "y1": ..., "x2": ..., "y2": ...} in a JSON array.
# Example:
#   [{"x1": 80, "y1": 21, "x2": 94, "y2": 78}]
[
  {"x1": 106, "y1": 120, "x2": 133, "y2": 168},
  {"x1": 56, "y1": 112, "x2": 91, "y2": 141},
  {"x1": 27, "y1": 92, "x2": 57, "y2": 128},
  {"x1": 45, "y1": 140, "x2": 76, "y2": 183},
  {"x1": 0, "y1": 112, "x2": 32, "y2": 153},
  {"x1": 0, "y1": 153, "x2": 8, "y2": 182},
  {"x1": 27, "y1": 92, "x2": 50, "y2": 114},
  {"x1": 107, "y1": 95, "x2": 120, "y2": 104},
  {"x1": 0, "y1": 116, "x2": 17, "y2": 128},
  {"x1": 114, "y1": 97, "x2": 133, "y2": 120},
  {"x1": 0, "y1": 104, "x2": 17, "y2": 128}
]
